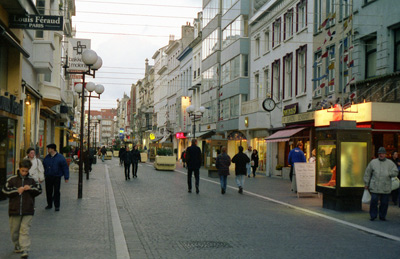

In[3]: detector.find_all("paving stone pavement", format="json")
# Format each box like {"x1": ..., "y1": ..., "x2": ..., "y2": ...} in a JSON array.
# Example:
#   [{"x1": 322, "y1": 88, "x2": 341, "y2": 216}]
[{"x1": 1, "y1": 157, "x2": 400, "y2": 259}]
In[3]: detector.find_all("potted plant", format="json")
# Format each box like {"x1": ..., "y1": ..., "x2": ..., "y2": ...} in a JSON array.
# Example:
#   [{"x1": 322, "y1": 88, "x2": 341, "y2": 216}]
[{"x1": 154, "y1": 148, "x2": 176, "y2": 171}]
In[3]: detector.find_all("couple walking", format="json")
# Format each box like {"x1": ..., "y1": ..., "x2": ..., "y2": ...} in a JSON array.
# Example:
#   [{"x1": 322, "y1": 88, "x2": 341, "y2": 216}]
[{"x1": 121, "y1": 145, "x2": 141, "y2": 180}]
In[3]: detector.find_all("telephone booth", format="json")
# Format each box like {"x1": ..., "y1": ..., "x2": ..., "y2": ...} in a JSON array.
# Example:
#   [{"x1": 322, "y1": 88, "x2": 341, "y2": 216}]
[
  {"x1": 316, "y1": 121, "x2": 371, "y2": 211},
  {"x1": 204, "y1": 138, "x2": 228, "y2": 178}
]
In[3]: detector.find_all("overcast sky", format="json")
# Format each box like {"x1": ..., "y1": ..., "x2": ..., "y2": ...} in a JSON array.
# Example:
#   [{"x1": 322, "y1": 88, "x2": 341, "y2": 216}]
[{"x1": 73, "y1": 0, "x2": 202, "y2": 110}]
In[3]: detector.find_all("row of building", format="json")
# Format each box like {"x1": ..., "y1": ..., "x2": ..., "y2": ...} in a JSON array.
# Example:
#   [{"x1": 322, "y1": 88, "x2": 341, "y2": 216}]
[{"x1": 118, "y1": 0, "x2": 400, "y2": 176}]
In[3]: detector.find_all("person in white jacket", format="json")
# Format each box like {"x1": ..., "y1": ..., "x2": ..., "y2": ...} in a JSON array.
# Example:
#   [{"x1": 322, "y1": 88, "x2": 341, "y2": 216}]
[{"x1": 25, "y1": 147, "x2": 44, "y2": 183}]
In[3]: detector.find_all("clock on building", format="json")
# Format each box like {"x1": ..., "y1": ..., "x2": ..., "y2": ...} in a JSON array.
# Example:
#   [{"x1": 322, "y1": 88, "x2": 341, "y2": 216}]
[{"x1": 262, "y1": 98, "x2": 276, "y2": 112}]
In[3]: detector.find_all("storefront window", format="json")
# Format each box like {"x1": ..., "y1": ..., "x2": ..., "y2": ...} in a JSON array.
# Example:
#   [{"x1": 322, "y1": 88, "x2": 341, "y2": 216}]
[
  {"x1": 316, "y1": 141, "x2": 336, "y2": 188},
  {"x1": 253, "y1": 138, "x2": 267, "y2": 171},
  {"x1": 39, "y1": 119, "x2": 45, "y2": 157},
  {"x1": 340, "y1": 142, "x2": 367, "y2": 187}
]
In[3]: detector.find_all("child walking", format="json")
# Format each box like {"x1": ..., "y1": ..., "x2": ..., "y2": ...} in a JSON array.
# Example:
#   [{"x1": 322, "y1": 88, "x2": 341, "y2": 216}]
[{"x1": 2, "y1": 159, "x2": 42, "y2": 258}]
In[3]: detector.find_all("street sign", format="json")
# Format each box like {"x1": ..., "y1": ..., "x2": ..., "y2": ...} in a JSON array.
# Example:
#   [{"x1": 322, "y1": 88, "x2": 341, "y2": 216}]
[{"x1": 9, "y1": 14, "x2": 63, "y2": 31}]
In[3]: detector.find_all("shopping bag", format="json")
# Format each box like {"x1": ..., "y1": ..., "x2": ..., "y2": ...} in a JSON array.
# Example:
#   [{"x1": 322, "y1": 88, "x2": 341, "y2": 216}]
[
  {"x1": 391, "y1": 177, "x2": 400, "y2": 191},
  {"x1": 361, "y1": 189, "x2": 371, "y2": 204}
]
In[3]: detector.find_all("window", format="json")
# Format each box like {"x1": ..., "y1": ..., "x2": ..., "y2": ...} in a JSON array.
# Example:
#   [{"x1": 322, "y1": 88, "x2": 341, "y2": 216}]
[
  {"x1": 202, "y1": 29, "x2": 219, "y2": 60},
  {"x1": 339, "y1": 38, "x2": 349, "y2": 91},
  {"x1": 297, "y1": 0, "x2": 307, "y2": 32},
  {"x1": 264, "y1": 68, "x2": 270, "y2": 96},
  {"x1": 203, "y1": 0, "x2": 220, "y2": 27},
  {"x1": 283, "y1": 54, "x2": 293, "y2": 99},
  {"x1": 395, "y1": 29, "x2": 400, "y2": 71},
  {"x1": 273, "y1": 18, "x2": 281, "y2": 47},
  {"x1": 222, "y1": 15, "x2": 248, "y2": 49},
  {"x1": 314, "y1": 0, "x2": 322, "y2": 33},
  {"x1": 222, "y1": 0, "x2": 238, "y2": 14},
  {"x1": 296, "y1": 46, "x2": 307, "y2": 95},
  {"x1": 202, "y1": 65, "x2": 218, "y2": 92},
  {"x1": 0, "y1": 42, "x2": 7, "y2": 91},
  {"x1": 272, "y1": 60, "x2": 280, "y2": 100},
  {"x1": 255, "y1": 73, "x2": 260, "y2": 98},
  {"x1": 230, "y1": 96, "x2": 239, "y2": 117},
  {"x1": 327, "y1": 45, "x2": 335, "y2": 92},
  {"x1": 221, "y1": 99, "x2": 230, "y2": 120},
  {"x1": 326, "y1": 0, "x2": 336, "y2": 27},
  {"x1": 341, "y1": 0, "x2": 350, "y2": 20},
  {"x1": 35, "y1": 0, "x2": 45, "y2": 38},
  {"x1": 255, "y1": 37, "x2": 260, "y2": 58},
  {"x1": 313, "y1": 52, "x2": 322, "y2": 97},
  {"x1": 221, "y1": 55, "x2": 246, "y2": 84},
  {"x1": 284, "y1": 10, "x2": 293, "y2": 40},
  {"x1": 365, "y1": 38, "x2": 377, "y2": 78},
  {"x1": 44, "y1": 72, "x2": 51, "y2": 82},
  {"x1": 242, "y1": 54, "x2": 249, "y2": 77},
  {"x1": 264, "y1": 31, "x2": 270, "y2": 53}
]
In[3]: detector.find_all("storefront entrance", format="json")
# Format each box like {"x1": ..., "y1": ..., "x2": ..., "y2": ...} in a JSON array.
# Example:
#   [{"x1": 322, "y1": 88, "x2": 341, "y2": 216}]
[{"x1": 0, "y1": 117, "x2": 17, "y2": 200}]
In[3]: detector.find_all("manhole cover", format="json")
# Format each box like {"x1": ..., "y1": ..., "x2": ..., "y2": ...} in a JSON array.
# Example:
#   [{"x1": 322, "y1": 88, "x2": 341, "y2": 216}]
[{"x1": 179, "y1": 241, "x2": 232, "y2": 249}]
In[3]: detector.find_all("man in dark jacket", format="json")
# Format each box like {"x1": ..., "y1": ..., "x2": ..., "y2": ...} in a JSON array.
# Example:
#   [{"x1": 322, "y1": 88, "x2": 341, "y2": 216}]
[
  {"x1": 119, "y1": 146, "x2": 125, "y2": 166},
  {"x1": 130, "y1": 145, "x2": 141, "y2": 178},
  {"x1": 216, "y1": 147, "x2": 231, "y2": 194},
  {"x1": 232, "y1": 146, "x2": 250, "y2": 194},
  {"x1": 122, "y1": 147, "x2": 132, "y2": 180},
  {"x1": 42, "y1": 144, "x2": 69, "y2": 211},
  {"x1": 186, "y1": 139, "x2": 202, "y2": 194},
  {"x1": 101, "y1": 146, "x2": 107, "y2": 162}
]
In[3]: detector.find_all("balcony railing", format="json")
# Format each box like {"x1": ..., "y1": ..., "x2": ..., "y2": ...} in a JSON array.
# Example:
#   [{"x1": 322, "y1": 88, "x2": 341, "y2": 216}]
[{"x1": 241, "y1": 98, "x2": 262, "y2": 115}]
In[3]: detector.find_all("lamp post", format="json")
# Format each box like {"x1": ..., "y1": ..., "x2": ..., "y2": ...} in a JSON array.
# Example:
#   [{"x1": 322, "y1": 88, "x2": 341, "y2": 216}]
[
  {"x1": 186, "y1": 105, "x2": 205, "y2": 139},
  {"x1": 92, "y1": 115, "x2": 102, "y2": 152},
  {"x1": 64, "y1": 49, "x2": 103, "y2": 199}
]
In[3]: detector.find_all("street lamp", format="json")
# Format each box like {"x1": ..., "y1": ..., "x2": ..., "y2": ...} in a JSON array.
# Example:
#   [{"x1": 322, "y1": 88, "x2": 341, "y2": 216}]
[
  {"x1": 64, "y1": 49, "x2": 102, "y2": 199},
  {"x1": 186, "y1": 105, "x2": 205, "y2": 138}
]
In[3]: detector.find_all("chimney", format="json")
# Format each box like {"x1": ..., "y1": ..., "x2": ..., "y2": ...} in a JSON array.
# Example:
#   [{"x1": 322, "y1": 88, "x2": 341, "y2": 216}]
[{"x1": 169, "y1": 35, "x2": 175, "y2": 45}]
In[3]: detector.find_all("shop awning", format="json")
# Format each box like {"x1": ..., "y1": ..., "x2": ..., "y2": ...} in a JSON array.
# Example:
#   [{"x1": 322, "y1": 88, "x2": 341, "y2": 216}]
[
  {"x1": 265, "y1": 127, "x2": 305, "y2": 143},
  {"x1": 0, "y1": 25, "x2": 30, "y2": 58},
  {"x1": 195, "y1": 130, "x2": 215, "y2": 139}
]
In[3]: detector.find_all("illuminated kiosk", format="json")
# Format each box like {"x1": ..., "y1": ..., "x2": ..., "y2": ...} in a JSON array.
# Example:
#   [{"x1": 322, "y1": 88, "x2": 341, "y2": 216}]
[
  {"x1": 204, "y1": 137, "x2": 228, "y2": 178},
  {"x1": 316, "y1": 120, "x2": 371, "y2": 211}
]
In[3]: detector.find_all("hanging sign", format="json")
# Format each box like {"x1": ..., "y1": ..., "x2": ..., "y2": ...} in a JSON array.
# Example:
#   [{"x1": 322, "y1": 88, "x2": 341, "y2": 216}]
[
  {"x1": 67, "y1": 38, "x2": 91, "y2": 72},
  {"x1": 9, "y1": 15, "x2": 63, "y2": 31}
]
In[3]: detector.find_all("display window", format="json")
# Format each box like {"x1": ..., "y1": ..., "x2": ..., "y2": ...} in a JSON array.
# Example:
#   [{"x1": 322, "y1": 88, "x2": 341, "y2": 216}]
[
  {"x1": 253, "y1": 138, "x2": 267, "y2": 171},
  {"x1": 340, "y1": 142, "x2": 367, "y2": 187},
  {"x1": 316, "y1": 141, "x2": 336, "y2": 188}
]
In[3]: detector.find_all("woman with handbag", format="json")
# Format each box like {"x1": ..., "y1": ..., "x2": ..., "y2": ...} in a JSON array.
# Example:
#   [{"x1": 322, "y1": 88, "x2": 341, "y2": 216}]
[
  {"x1": 25, "y1": 147, "x2": 44, "y2": 184},
  {"x1": 251, "y1": 149, "x2": 259, "y2": 178}
]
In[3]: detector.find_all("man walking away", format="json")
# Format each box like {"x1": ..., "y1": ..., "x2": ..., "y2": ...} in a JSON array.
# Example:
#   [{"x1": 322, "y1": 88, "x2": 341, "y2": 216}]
[
  {"x1": 244, "y1": 146, "x2": 252, "y2": 178},
  {"x1": 232, "y1": 146, "x2": 250, "y2": 194},
  {"x1": 186, "y1": 139, "x2": 202, "y2": 194},
  {"x1": 131, "y1": 145, "x2": 141, "y2": 178},
  {"x1": 42, "y1": 144, "x2": 69, "y2": 211},
  {"x1": 364, "y1": 147, "x2": 398, "y2": 221},
  {"x1": 101, "y1": 146, "x2": 107, "y2": 162},
  {"x1": 288, "y1": 141, "x2": 306, "y2": 182},
  {"x1": 119, "y1": 146, "x2": 125, "y2": 166},
  {"x1": 216, "y1": 147, "x2": 231, "y2": 194},
  {"x1": 122, "y1": 147, "x2": 132, "y2": 180}
]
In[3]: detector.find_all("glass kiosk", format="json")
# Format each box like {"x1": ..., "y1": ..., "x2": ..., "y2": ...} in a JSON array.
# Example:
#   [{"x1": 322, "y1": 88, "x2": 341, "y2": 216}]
[
  {"x1": 316, "y1": 121, "x2": 371, "y2": 211},
  {"x1": 204, "y1": 138, "x2": 228, "y2": 178}
]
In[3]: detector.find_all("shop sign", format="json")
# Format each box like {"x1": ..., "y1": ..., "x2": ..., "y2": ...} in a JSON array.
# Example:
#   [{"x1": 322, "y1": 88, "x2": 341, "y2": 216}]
[
  {"x1": 283, "y1": 103, "x2": 298, "y2": 116},
  {"x1": 9, "y1": 15, "x2": 63, "y2": 31},
  {"x1": 149, "y1": 133, "x2": 155, "y2": 140},
  {"x1": 176, "y1": 132, "x2": 186, "y2": 139},
  {"x1": 0, "y1": 95, "x2": 23, "y2": 116},
  {"x1": 282, "y1": 111, "x2": 314, "y2": 124},
  {"x1": 67, "y1": 38, "x2": 91, "y2": 72}
]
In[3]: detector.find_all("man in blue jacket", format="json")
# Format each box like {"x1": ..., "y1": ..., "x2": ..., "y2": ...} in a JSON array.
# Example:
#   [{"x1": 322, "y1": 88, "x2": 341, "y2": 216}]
[
  {"x1": 186, "y1": 139, "x2": 202, "y2": 194},
  {"x1": 43, "y1": 144, "x2": 69, "y2": 211},
  {"x1": 288, "y1": 141, "x2": 306, "y2": 182}
]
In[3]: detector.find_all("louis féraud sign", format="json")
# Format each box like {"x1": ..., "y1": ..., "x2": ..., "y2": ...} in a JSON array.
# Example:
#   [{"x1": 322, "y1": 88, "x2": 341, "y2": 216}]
[
  {"x1": 66, "y1": 38, "x2": 92, "y2": 72},
  {"x1": 9, "y1": 14, "x2": 63, "y2": 31}
]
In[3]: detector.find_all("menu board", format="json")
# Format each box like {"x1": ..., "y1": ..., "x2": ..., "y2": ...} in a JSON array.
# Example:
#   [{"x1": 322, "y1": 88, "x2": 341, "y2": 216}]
[{"x1": 295, "y1": 163, "x2": 316, "y2": 194}]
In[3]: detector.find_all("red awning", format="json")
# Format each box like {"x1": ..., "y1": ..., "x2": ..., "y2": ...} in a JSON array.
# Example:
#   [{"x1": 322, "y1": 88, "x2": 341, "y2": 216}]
[{"x1": 265, "y1": 127, "x2": 306, "y2": 143}]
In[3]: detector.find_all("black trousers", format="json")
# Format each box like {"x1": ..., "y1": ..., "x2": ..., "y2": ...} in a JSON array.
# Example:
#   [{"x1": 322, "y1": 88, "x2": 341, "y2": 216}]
[
  {"x1": 187, "y1": 168, "x2": 200, "y2": 190},
  {"x1": 45, "y1": 175, "x2": 62, "y2": 208},
  {"x1": 131, "y1": 162, "x2": 138, "y2": 177},
  {"x1": 124, "y1": 164, "x2": 131, "y2": 179}
]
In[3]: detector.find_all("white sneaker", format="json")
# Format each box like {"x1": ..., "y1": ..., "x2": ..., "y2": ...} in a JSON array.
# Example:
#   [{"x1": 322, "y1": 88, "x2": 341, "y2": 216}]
[{"x1": 21, "y1": 251, "x2": 29, "y2": 258}]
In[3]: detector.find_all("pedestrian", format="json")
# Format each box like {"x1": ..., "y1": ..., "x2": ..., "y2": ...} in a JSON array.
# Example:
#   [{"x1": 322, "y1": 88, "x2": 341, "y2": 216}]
[
  {"x1": 122, "y1": 146, "x2": 132, "y2": 180},
  {"x1": 131, "y1": 145, "x2": 141, "y2": 178},
  {"x1": 251, "y1": 149, "x2": 259, "y2": 178},
  {"x1": 181, "y1": 150, "x2": 186, "y2": 168},
  {"x1": 42, "y1": 144, "x2": 69, "y2": 211},
  {"x1": 25, "y1": 147, "x2": 44, "y2": 184},
  {"x1": 186, "y1": 139, "x2": 202, "y2": 194},
  {"x1": 390, "y1": 151, "x2": 400, "y2": 205},
  {"x1": 364, "y1": 147, "x2": 398, "y2": 221},
  {"x1": 309, "y1": 149, "x2": 316, "y2": 163},
  {"x1": 288, "y1": 141, "x2": 306, "y2": 182},
  {"x1": 232, "y1": 146, "x2": 250, "y2": 194},
  {"x1": 2, "y1": 160, "x2": 42, "y2": 258},
  {"x1": 119, "y1": 146, "x2": 125, "y2": 166},
  {"x1": 100, "y1": 146, "x2": 107, "y2": 162},
  {"x1": 215, "y1": 147, "x2": 231, "y2": 194},
  {"x1": 244, "y1": 146, "x2": 252, "y2": 178}
]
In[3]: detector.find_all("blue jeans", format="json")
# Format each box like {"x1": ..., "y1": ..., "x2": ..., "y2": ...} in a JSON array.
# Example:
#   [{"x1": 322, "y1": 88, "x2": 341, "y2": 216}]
[
  {"x1": 246, "y1": 163, "x2": 251, "y2": 176},
  {"x1": 219, "y1": 175, "x2": 227, "y2": 190},
  {"x1": 102, "y1": 154, "x2": 105, "y2": 162},
  {"x1": 370, "y1": 193, "x2": 390, "y2": 219},
  {"x1": 235, "y1": 175, "x2": 245, "y2": 188}
]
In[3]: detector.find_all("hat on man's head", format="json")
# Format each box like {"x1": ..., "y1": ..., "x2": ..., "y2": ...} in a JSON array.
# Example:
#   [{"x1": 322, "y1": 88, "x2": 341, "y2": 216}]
[
  {"x1": 47, "y1": 144, "x2": 57, "y2": 150},
  {"x1": 378, "y1": 147, "x2": 386, "y2": 154}
]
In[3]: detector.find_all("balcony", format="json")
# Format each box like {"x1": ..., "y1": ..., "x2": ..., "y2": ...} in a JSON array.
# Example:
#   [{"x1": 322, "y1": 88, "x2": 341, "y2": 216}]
[
  {"x1": 40, "y1": 82, "x2": 61, "y2": 107},
  {"x1": 241, "y1": 98, "x2": 262, "y2": 115},
  {"x1": 32, "y1": 40, "x2": 55, "y2": 74}
]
